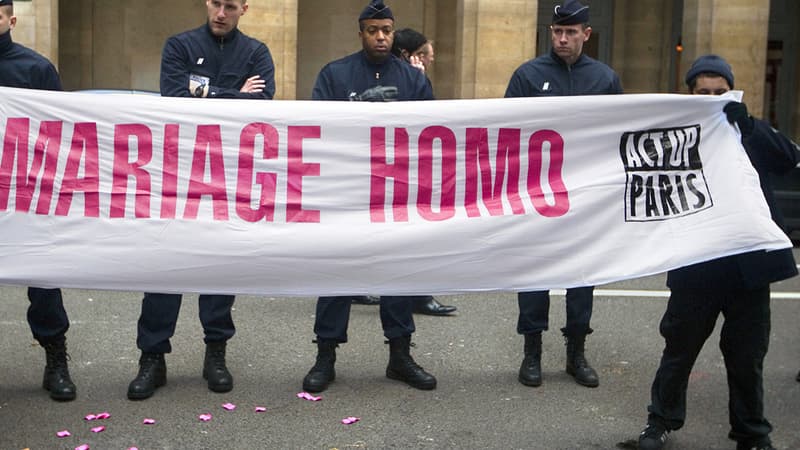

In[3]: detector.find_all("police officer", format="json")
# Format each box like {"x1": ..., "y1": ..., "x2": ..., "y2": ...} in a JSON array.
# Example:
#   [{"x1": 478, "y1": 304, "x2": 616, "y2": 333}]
[
  {"x1": 127, "y1": 0, "x2": 275, "y2": 400},
  {"x1": 505, "y1": 0, "x2": 622, "y2": 389},
  {"x1": 348, "y1": 27, "x2": 457, "y2": 317},
  {"x1": 0, "y1": 0, "x2": 76, "y2": 402},
  {"x1": 301, "y1": 0, "x2": 437, "y2": 394},
  {"x1": 638, "y1": 55, "x2": 799, "y2": 450}
]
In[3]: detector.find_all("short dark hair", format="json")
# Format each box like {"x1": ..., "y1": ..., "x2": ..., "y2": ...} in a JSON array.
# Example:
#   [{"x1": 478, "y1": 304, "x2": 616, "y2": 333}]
[{"x1": 391, "y1": 28, "x2": 428, "y2": 58}]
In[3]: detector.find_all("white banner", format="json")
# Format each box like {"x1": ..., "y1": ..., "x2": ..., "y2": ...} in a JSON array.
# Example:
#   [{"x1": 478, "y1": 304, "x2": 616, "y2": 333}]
[{"x1": 0, "y1": 87, "x2": 790, "y2": 295}]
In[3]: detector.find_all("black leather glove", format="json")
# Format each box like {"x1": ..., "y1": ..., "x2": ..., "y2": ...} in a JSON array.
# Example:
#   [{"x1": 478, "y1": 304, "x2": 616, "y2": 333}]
[
  {"x1": 350, "y1": 85, "x2": 398, "y2": 102},
  {"x1": 723, "y1": 101, "x2": 755, "y2": 137}
]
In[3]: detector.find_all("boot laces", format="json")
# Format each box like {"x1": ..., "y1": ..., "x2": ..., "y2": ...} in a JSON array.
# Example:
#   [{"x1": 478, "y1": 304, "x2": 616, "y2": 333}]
[
  {"x1": 137, "y1": 354, "x2": 163, "y2": 378},
  {"x1": 208, "y1": 352, "x2": 226, "y2": 369},
  {"x1": 44, "y1": 344, "x2": 71, "y2": 370},
  {"x1": 572, "y1": 353, "x2": 589, "y2": 369}
]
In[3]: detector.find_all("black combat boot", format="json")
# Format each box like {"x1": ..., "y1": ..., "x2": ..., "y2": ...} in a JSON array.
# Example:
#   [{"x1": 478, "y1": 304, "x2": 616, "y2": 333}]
[
  {"x1": 518, "y1": 332, "x2": 543, "y2": 387},
  {"x1": 386, "y1": 335, "x2": 437, "y2": 390},
  {"x1": 42, "y1": 338, "x2": 76, "y2": 401},
  {"x1": 565, "y1": 333, "x2": 599, "y2": 387},
  {"x1": 203, "y1": 342, "x2": 233, "y2": 393},
  {"x1": 127, "y1": 352, "x2": 166, "y2": 400},
  {"x1": 302, "y1": 340, "x2": 338, "y2": 393}
]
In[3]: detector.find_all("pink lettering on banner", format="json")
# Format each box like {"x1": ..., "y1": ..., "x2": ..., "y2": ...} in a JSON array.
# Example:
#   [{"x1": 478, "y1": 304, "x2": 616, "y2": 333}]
[
  {"x1": 527, "y1": 129, "x2": 569, "y2": 217},
  {"x1": 0, "y1": 118, "x2": 63, "y2": 214},
  {"x1": 111, "y1": 124, "x2": 153, "y2": 218},
  {"x1": 159, "y1": 124, "x2": 180, "y2": 219},
  {"x1": 184, "y1": 125, "x2": 229, "y2": 220},
  {"x1": 55, "y1": 123, "x2": 100, "y2": 217},
  {"x1": 369, "y1": 127, "x2": 409, "y2": 223},
  {"x1": 286, "y1": 126, "x2": 320, "y2": 223},
  {"x1": 236, "y1": 122, "x2": 279, "y2": 222},
  {"x1": 464, "y1": 128, "x2": 525, "y2": 217},
  {"x1": 417, "y1": 126, "x2": 456, "y2": 221}
]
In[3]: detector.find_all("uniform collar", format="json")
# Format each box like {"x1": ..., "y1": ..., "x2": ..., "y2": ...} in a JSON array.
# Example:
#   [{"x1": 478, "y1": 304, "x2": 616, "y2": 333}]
[
  {"x1": 360, "y1": 50, "x2": 392, "y2": 67},
  {"x1": 549, "y1": 47, "x2": 586, "y2": 68},
  {"x1": 0, "y1": 30, "x2": 12, "y2": 54},
  {"x1": 205, "y1": 23, "x2": 240, "y2": 44}
]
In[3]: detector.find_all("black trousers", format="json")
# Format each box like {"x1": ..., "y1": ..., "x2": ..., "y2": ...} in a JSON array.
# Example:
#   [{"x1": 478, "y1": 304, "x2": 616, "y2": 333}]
[
  {"x1": 314, "y1": 296, "x2": 415, "y2": 343},
  {"x1": 647, "y1": 286, "x2": 772, "y2": 447},
  {"x1": 27, "y1": 287, "x2": 69, "y2": 344},
  {"x1": 136, "y1": 293, "x2": 235, "y2": 354},
  {"x1": 516, "y1": 286, "x2": 593, "y2": 335}
]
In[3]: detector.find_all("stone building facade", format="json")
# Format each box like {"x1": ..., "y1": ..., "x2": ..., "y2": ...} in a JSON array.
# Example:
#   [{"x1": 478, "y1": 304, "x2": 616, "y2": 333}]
[{"x1": 10, "y1": 0, "x2": 800, "y2": 140}]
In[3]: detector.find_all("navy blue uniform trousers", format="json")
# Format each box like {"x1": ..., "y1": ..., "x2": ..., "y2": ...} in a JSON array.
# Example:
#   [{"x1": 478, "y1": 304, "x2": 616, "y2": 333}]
[
  {"x1": 314, "y1": 296, "x2": 415, "y2": 343},
  {"x1": 27, "y1": 287, "x2": 69, "y2": 344},
  {"x1": 136, "y1": 293, "x2": 235, "y2": 354},
  {"x1": 647, "y1": 286, "x2": 772, "y2": 447},
  {"x1": 517, "y1": 286, "x2": 593, "y2": 335}
]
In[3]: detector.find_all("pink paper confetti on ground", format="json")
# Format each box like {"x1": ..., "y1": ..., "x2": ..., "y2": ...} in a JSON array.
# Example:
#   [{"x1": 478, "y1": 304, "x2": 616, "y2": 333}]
[
  {"x1": 56, "y1": 430, "x2": 71, "y2": 438},
  {"x1": 75, "y1": 445, "x2": 90, "y2": 450},
  {"x1": 84, "y1": 414, "x2": 97, "y2": 421},
  {"x1": 341, "y1": 416, "x2": 360, "y2": 425},
  {"x1": 254, "y1": 406, "x2": 267, "y2": 413},
  {"x1": 95, "y1": 412, "x2": 111, "y2": 420},
  {"x1": 90, "y1": 426, "x2": 105, "y2": 433},
  {"x1": 296, "y1": 391, "x2": 322, "y2": 401},
  {"x1": 222, "y1": 403, "x2": 236, "y2": 411},
  {"x1": 198, "y1": 413, "x2": 213, "y2": 422},
  {"x1": 143, "y1": 418, "x2": 156, "y2": 425}
]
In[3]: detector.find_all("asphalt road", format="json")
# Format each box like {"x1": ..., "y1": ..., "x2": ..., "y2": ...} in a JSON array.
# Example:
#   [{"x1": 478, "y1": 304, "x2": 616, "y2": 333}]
[{"x1": 1, "y1": 250, "x2": 799, "y2": 450}]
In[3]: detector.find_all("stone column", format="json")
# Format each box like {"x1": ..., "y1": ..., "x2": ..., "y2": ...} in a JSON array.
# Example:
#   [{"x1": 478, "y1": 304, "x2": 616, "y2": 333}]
[
  {"x1": 10, "y1": 0, "x2": 58, "y2": 66},
  {"x1": 453, "y1": 0, "x2": 538, "y2": 99},
  {"x1": 240, "y1": 0, "x2": 298, "y2": 100},
  {"x1": 681, "y1": 0, "x2": 770, "y2": 116}
]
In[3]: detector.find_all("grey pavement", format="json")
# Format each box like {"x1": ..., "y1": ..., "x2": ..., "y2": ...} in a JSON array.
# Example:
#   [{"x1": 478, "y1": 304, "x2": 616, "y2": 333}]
[{"x1": 1, "y1": 250, "x2": 799, "y2": 450}]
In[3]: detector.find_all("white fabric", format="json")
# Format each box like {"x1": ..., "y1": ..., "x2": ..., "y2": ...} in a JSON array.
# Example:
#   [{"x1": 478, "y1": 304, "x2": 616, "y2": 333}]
[{"x1": 0, "y1": 87, "x2": 790, "y2": 295}]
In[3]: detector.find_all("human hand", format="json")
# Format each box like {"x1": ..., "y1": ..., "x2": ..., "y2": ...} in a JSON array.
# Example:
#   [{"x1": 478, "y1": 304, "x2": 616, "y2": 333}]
[
  {"x1": 408, "y1": 55, "x2": 425, "y2": 73},
  {"x1": 723, "y1": 101, "x2": 754, "y2": 137},
  {"x1": 240, "y1": 75, "x2": 266, "y2": 93}
]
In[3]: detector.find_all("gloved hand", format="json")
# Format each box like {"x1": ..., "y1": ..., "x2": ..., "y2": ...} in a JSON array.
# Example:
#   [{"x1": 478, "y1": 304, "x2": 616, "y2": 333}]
[
  {"x1": 350, "y1": 85, "x2": 398, "y2": 102},
  {"x1": 723, "y1": 101, "x2": 755, "y2": 137}
]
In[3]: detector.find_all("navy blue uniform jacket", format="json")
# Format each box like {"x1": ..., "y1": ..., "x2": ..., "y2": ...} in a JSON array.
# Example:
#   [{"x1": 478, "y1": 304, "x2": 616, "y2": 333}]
[
  {"x1": 160, "y1": 24, "x2": 275, "y2": 99},
  {"x1": 505, "y1": 49, "x2": 622, "y2": 97},
  {"x1": 0, "y1": 31, "x2": 61, "y2": 90},
  {"x1": 312, "y1": 51, "x2": 433, "y2": 101},
  {"x1": 667, "y1": 119, "x2": 800, "y2": 290}
]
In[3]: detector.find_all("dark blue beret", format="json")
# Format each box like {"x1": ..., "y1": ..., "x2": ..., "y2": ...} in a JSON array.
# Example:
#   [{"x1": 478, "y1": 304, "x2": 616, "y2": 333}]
[
  {"x1": 685, "y1": 54, "x2": 735, "y2": 89},
  {"x1": 359, "y1": 0, "x2": 394, "y2": 22},
  {"x1": 552, "y1": 0, "x2": 589, "y2": 25},
  {"x1": 0, "y1": 0, "x2": 13, "y2": 6}
]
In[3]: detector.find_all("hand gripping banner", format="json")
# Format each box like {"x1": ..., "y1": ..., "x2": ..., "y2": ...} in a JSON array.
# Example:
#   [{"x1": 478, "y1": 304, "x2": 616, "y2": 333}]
[{"x1": 0, "y1": 88, "x2": 790, "y2": 295}]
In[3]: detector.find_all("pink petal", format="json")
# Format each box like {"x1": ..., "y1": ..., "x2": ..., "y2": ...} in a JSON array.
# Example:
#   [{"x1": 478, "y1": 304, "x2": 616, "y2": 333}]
[
  {"x1": 296, "y1": 391, "x2": 322, "y2": 401},
  {"x1": 143, "y1": 418, "x2": 156, "y2": 425},
  {"x1": 128, "y1": 448, "x2": 139, "y2": 450},
  {"x1": 57, "y1": 430, "x2": 71, "y2": 437},
  {"x1": 222, "y1": 403, "x2": 236, "y2": 411},
  {"x1": 198, "y1": 413, "x2": 213, "y2": 422},
  {"x1": 76, "y1": 446, "x2": 90, "y2": 450},
  {"x1": 341, "y1": 416, "x2": 361, "y2": 425},
  {"x1": 91, "y1": 425, "x2": 105, "y2": 433},
  {"x1": 84, "y1": 414, "x2": 97, "y2": 421},
  {"x1": 95, "y1": 412, "x2": 111, "y2": 420},
  {"x1": 254, "y1": 406, "x2": 267, "y2": 413}
]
